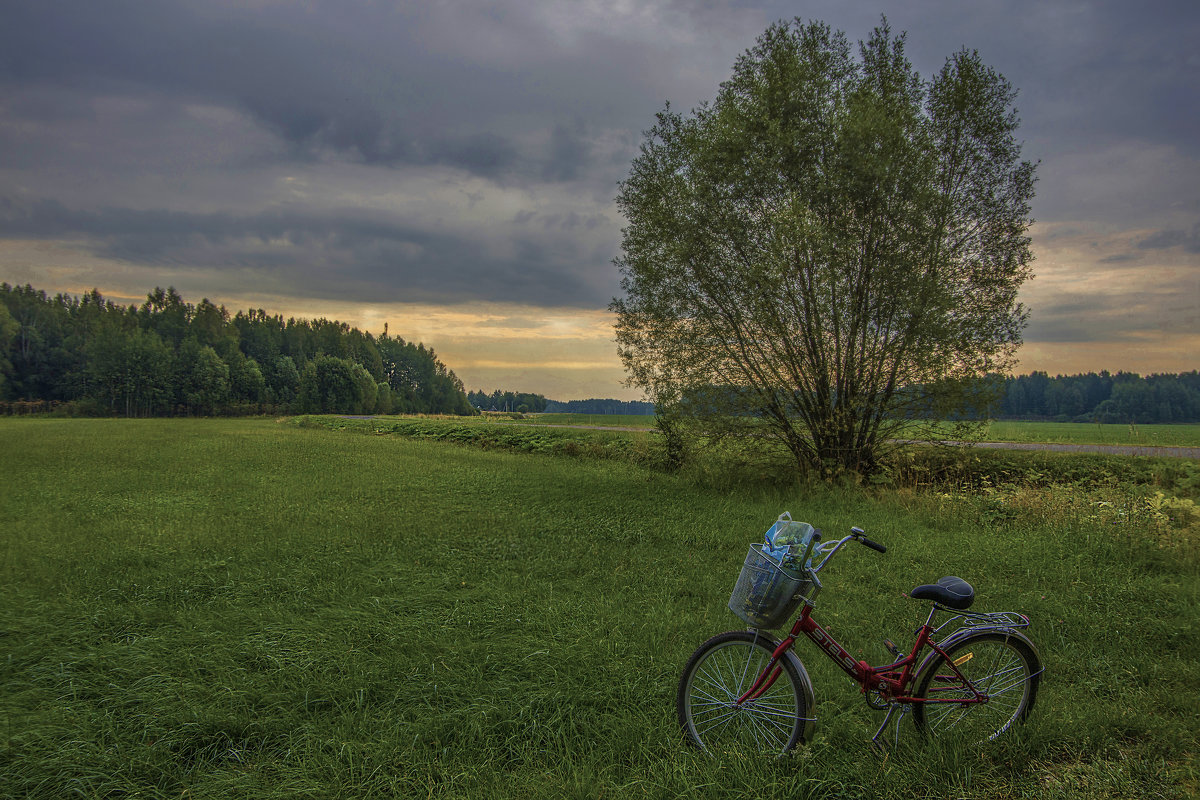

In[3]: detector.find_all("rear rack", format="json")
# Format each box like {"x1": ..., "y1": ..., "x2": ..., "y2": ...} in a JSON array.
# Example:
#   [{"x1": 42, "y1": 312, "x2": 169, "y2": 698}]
[{"x1": 932, "y1": 609, "x2": 1031, "y2": 636}]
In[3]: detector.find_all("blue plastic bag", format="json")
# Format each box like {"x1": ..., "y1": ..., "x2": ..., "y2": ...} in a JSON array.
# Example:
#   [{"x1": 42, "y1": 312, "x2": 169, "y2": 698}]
[{"x1": 763, "y1": 512, "x2": 817, "y2": 571}]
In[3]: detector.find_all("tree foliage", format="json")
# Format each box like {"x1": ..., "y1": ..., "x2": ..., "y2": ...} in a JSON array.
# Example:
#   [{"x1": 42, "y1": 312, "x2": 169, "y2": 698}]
[
  {"x1": 0, "y1": 282, "x2": 477, "y2": 417},
  {"x1": 996, "y1": 371, "x2": 1200, "y2": 423},
  {"x1": 0, "y1": 302, "x2": 19, "y2": 398},
  {"x1": 543, "y1": 398, "x2": 655, "y2": 415},
  {"x1": 613, "y1": 18, "x2": 1037, "y2": 473},
  {"x1": 467, "y1": 389, "x2": 550, "y2": 413},
  {"x1": 463, "y1": 391, "x2": 657, "y2": 416}
]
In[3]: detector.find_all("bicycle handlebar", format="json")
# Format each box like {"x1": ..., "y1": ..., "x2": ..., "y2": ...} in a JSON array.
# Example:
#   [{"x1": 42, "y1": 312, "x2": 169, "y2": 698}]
[
  {"x1": 810, "y1": 527, "x2": 886, "y2": 574},
  {"x1": 858, "y1": 535, "x2": 886, "y2": 553},
  {"x1": 859, "y1": 534, "x2": 888, "y2": 554},
  {"x1": 849, "y1": 526, "x2": 886, "y2": 553}
]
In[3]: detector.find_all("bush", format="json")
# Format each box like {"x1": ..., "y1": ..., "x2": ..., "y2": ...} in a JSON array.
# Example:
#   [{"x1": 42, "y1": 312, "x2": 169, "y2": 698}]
[{"x1": 879, "y1": 445, "x2": 1200, "y2": 499}]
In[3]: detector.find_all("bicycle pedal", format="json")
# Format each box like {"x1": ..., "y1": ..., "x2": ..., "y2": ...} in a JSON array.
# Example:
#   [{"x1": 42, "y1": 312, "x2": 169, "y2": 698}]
[{"x1": 883, "y1": 639, "x2": 904, "y2": 658}]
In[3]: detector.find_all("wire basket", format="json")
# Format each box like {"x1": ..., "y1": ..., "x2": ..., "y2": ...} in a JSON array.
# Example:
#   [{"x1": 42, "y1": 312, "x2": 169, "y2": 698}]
[{"x1": 728, "y1": 543, "x2": 816, "y2": 629}]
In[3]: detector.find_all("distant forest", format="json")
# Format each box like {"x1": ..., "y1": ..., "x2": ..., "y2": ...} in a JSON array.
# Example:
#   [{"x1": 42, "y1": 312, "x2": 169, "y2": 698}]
[
  {"x1": 545, "y1": 398, "x2": 656, "y2": 415},
  {"x1": 2, "y1": 283, "x2": 1196, "y2": 423},
  {"x1": 0, "y1": 283, "x2": 476, "y2": 416},
  {"x1": 992, "y1": 370, "x2": 1200, "y2": 424},
  {"x1": 465, "y1": 389, "x2": 654, "y2": 416},
  {"x1": 472, "y1": 373, "x2": 1200, "y2": 423}
]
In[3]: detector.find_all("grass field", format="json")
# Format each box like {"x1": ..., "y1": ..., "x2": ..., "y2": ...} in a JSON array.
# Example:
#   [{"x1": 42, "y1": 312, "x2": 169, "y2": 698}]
[
  {"x1": 2, "y1": 418, "x2": 1198, "y2": 798},
  {"x1": 976, "y1": 421, "x2": 1200, "y2": 448},
  {"x1": 497, "y1": 413, "x2": 1200, "y2": 448},
  {"x1": 488, "y1": 412, "x2": 657, "y2": 429}
]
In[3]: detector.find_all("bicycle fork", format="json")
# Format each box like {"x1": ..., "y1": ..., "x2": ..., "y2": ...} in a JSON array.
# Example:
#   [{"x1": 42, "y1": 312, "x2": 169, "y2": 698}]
[{"x1": 734, "y1": 635, "x2": 793, "y2": 705}]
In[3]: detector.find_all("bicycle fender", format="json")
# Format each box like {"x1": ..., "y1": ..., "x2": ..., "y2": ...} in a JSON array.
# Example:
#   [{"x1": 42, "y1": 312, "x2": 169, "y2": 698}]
[
  {"x1": 751, "y1": 630, "x2": 818, "y2": 743},
  {"x1": 787, "y1": 649, "x2": 818, "y2": 743},
  {"x1": 913, "y1": 625, "x2": 1042, "y2": 688}
]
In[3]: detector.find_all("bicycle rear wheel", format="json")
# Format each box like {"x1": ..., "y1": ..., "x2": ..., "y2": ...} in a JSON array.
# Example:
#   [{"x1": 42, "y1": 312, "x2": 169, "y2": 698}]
[
  {"x1": 677, "y1": 630, "x2": 808, "y2": 755},
  {"x1": 913, "y1": 631, "x2": 1040, "y2": 743}
]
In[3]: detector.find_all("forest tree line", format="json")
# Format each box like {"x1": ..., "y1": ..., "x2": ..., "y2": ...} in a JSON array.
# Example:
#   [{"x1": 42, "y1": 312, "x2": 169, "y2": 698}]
[
  {"x1": 466, "y1": 389, "x2": 551, "y2": 414},
  {"x1": 992, "y1": 370, "x2": 1200, "y2": 423},
  {"x1": 465, "y1": 389, "x2": 655, "y2": 416},
  {"x1": 0, "y1": 284, "x2": 477, "y2": 417},
  {"x1": 470, "y1": 375, "x2": 1200, "y2": 424},
  {"x1": 2, "y1": 283, "x2": 1196, "y2": 423},
  {"x1": 543, "y1": 398, "x2": 656, "y2": 415}
]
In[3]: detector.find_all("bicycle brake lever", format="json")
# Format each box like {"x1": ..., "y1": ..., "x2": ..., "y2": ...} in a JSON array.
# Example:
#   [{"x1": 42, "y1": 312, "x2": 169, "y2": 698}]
[{"x1": 851, "y1": 527, "x2": 886, "y2": 553}]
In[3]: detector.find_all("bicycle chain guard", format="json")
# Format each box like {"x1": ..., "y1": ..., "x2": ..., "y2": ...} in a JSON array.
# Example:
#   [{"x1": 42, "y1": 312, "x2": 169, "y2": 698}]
[{"x1": 864, "y1": 689, "x2": 891, "y2": 711}]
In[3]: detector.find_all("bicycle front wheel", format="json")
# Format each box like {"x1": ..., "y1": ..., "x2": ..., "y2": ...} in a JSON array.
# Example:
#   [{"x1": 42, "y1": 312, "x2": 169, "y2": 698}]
[
  {"x1": 913, "y1": 631, "x2": 1040, "y2": 743},
  {"x1": 676, "y1": 630, "x2": 809, "y2": 755}
]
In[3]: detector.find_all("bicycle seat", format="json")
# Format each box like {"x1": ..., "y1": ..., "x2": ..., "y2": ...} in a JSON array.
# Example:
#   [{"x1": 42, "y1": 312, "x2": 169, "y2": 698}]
[{"x1": 910, "y1": 576, "x2": 975, "y2": 610}]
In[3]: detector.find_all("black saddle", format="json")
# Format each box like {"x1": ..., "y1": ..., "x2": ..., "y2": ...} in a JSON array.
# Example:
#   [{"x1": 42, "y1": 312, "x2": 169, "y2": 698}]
[{"x1": 910, "y1": 576, "x2": 975, "y2": 610}]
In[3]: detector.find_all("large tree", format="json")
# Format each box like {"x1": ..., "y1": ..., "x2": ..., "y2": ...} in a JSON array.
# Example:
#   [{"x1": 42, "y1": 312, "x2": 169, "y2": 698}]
[{"x1": 612, "y1": 19, "x2": 1036, "y2": 473}]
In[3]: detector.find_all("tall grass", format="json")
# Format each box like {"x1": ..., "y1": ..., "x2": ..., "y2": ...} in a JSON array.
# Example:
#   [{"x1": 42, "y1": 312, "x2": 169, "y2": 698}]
[
  {"x1": 973, "y1": 421, "x2": 1200, "y2": 448},
  {"x1": 481, "y1": 414, "x2": 1200, "y2": 448},
  {"x1": 488, "y1": 413, "x2": 657, "y2": 429},
  {"x1": 1, "y1": 418, "x2": 1197, "y2": 798}
]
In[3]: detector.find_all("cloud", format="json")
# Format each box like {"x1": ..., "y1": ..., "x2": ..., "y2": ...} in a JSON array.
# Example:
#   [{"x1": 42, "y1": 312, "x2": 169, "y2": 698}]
[
  {"x1": 0, "y1": 0, "x2": 690, "y2": 189},
  {"x1": 1, "y1": 0, "x2": 1198, "y2": 394},
  {"x1": 1137, "y1": 224, "x2": 1200, "y2": 253},
  {"x1": 0, "y1": 196, "x2": 619, "y2": 307},
  {"x1": 1020, "y1": 219, "x2": 1199, "y2": 356},
  {"x1": 541, "y1": 122, "x2": 594, "y2": 183}
]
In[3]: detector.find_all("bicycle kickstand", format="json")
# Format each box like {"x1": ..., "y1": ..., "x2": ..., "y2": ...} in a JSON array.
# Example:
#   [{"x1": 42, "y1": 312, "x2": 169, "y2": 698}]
[{"x1": 869, "y1": 703, "x2": 911, "y2": 754}]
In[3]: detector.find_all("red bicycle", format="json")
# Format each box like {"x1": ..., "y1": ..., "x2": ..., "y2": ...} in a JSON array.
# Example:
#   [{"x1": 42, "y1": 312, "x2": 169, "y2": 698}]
[{"x1": 677, "y1": 524, "x2": 1042, "y2": 754}]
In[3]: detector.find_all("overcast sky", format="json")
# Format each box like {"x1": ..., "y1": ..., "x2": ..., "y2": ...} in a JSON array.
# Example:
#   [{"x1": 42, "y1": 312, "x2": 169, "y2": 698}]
[{"x1": 2, "y1": 0, "x2": 1197, "y2": 400}]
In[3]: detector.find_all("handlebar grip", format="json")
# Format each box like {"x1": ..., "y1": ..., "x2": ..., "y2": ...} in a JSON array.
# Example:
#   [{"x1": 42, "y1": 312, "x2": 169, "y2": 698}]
[{"x1": 859, "y1": 536, "x2": 886, "y2": 553}]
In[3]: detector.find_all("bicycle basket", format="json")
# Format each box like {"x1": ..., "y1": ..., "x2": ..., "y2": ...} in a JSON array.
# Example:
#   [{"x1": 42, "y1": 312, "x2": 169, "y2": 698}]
[{"x1": 728, "y1": 543, "x2": 815, "y2": 629}]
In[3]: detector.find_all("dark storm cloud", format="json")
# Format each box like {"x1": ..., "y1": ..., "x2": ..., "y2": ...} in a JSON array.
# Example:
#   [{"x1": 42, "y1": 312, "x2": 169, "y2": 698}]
[
  {"x1": 1099, "y1": 253, "x2": 1140, "y2": 264},
  {"x1": 1096, "y1": 224, "x2": 1200, "y2": 263},
  {"x1": 2, "y1": 1, "x2": 416, "y2": 162},
  {"x1": 1044, "y1": 1, "x2": 1200, "y2": 156},
  {"x1": 0, "y1": 0, "x2": 661, "y2": 182},
  {"x1": 4, "y1": 0, "x2": 1196, "y2": 171},
  {"x1": 1023, "y1": 293, "x2": 1181, "y2": 344},
  {"x1": 428, "y1": 133, "x2": 521, "y2": 180},
  {"x1": 0, "y1": 196, "x2": 612, "y2": 307},
  {"x1": 0, "y1": 0, "x2": 1196, "y2": 315},
  {"x1": 1137, "y1": 225, "x2": 1200, "y2": 254}
]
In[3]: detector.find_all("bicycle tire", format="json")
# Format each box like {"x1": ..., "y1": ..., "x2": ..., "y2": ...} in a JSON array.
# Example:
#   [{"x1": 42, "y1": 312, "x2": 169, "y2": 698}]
[
  {"x1": 677, "y1": 630, "x2": 808, "y2": 755},
  {"x1": 912, "y1": 631, "x2": 1040, "y2": 743}
]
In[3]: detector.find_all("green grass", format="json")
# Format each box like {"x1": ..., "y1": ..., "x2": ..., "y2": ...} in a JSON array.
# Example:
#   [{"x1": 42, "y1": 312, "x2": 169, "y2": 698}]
[
  {"x1": 480, "y1": 414, "x2": 1200, "y2": 447},
  {"x1": 975, "y1": 421, "x2": 1200, "y2": 448},
  {"x1": 2, "y1": 418, "x2": 1198, "y2": 798},
  {"x1": 329, "y1": 414, "x2": 1200, "y2": 499},
  {"x1": 486, "y1": 413, "x2": 657, "y2": 429}
]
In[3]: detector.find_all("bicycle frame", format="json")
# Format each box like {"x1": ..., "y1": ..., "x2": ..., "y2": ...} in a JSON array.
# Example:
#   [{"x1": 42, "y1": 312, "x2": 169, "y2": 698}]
[{"x1": 734, "y1": 603, "x2": 987, "y2": 709}]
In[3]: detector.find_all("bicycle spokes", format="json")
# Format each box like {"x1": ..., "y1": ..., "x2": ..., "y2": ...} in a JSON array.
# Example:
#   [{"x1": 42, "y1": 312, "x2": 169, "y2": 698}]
[
  {"x1": 678, "y1": 631, "x2": 809, "y2": 754},
  {"x1": 914, "y1": 634, "x2": 1040, "y2": 743}
]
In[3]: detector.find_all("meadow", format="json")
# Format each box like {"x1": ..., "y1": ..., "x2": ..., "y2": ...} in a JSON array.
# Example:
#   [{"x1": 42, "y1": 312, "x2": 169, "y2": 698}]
[
  {"x1": 497, "y1": 413, "x2": 1200, "y2": 449},
  {"x1": 485, "y1": 412, "x2": 657, "y2": 429},
  {"x1": 973, "y1": 421, "x2": 1200, "y2": 448},
  {"x1": 2, "y1": 418, "x2": 1197, "y2": 798}
]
